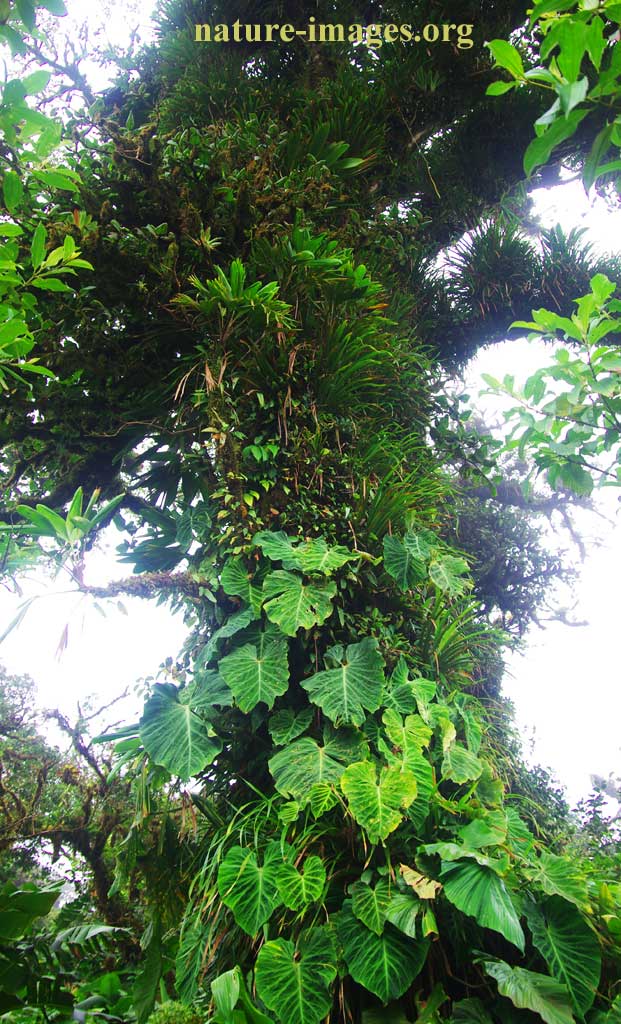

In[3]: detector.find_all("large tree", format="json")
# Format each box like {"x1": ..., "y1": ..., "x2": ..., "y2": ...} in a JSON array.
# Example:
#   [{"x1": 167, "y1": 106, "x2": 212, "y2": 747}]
[{"x1": 2, "y1": 2, "x2": 621, "y2": 1023}]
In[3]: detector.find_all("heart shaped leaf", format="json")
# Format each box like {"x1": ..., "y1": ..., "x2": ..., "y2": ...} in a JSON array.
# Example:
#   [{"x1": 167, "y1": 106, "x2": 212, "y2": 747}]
[
  {"x1": 302, "y1": 637, "x2": 384, "y2": 726},
  {"x1": 218, "y1": 631, "x2": 289, "y2": 711},
  {"x1": 336, "y1": 902, "x2": 428, "y2": 1003},
  {"x1": 255, "y1": 927, "x2": 337, "y2": 1024},
  {"x1": 526, "y1": 897, "x2": 601, "y2": 1015},
  {"x1": 441, "y1": 859, "x2": 525, "y2": 952},
  {"x1": 139, "y1": 684, "x2": 222, "y2": 781},
  {"x1": 351, "y1": 879, "x2": 392, "y2": 935},
  {"x1": 217, "y1": 843, "x2": 285, "y2": 935},
  {"x1": 340, "y1": 761, "x2": 417, "y2": 843},
  {"x1": 269, "y1": 727, "x2": 367, "y2": 801},
  {"x1": 480, "y1": 960, "x2": 574, "y2": 1024},
  {"x1": 277, "y1": 856, "x2": 326, "y2": 911},
  {"x1": 262, "y1": 571, "x2": 336, "y2": 636}
]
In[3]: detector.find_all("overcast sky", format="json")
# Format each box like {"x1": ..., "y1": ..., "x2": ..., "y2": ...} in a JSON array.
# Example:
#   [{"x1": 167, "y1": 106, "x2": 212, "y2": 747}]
[{"x1": 1, "y1": 0, "x2": 620, "y2": 808}]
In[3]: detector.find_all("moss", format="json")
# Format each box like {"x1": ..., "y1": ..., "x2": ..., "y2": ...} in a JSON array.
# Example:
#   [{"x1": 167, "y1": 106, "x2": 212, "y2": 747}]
[{"x1": 147, "y1": 1002, "x2": 203, "y2": 1024}]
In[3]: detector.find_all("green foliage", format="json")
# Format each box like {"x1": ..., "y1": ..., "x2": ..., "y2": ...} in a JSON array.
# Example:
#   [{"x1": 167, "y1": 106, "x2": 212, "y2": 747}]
[
  {"x1": 147, "y1": 1002, "x2": 202, "y2": 1024},
  {"x1": 483, "y1": 274, "x2": 621, "y2": 492},
  {"x1": 487, "y1": 1, "x2": 621, "y2": 190},
  {"x1": 480, "y1": 959, "x2": 575, "y2": 1024},
  {"x1": 255, "y1": 929, "x2": 337, "y2": 1024}
]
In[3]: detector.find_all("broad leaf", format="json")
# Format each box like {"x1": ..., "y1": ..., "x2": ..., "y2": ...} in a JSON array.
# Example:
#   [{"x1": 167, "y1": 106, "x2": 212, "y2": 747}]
[
  {"x1": 199, "y1": 607, "x2": 256, "y2": 664},
  {"x1": 308, "y1": 781, "x2": 339, "y2": 818},
  {"x1": 340, "y1": 761, "x2": 417, "y2": 843},
  {"x1": 458, "y1": 812, "x2": 507, "y2": 850},
  {"x1": 383, "y1": 534, "x2": 426, "y2": 590},
  {"x1": 337, "y1": 902, "x2": 428, "y2": 1003},
  {"x1": 405, "y1": 750, "x2": 434, "y2": 832},
  {"x1": 351, "y1": 879, "x2": 392, "y2": 935},
  {"x1": 269, "y1": 727, "x2": 367, "y2": 800},
  {"x1": 269, "y1": 708, "x2": 313, "y2": 745},
  {"x1": 219, "y1": 631, "x2": 289, "y2": 711},
  {"x1": 441, "y1": 743, "x2": 483, "y2": 784},
  {"x1": 217, "y1": 843, "x2": 284, "y2": 935},
  {"x1": 294, "y1": 537, "x2": 355, "y2": 573},
  {"x1": 452, "y1": 999, "x2": 494, "y2": 1024},
  {"x1": 382, "y1": 709, "x2": 431, "y2": 752},
  {"x1": 253, "y1": 530, "x2": 301, "y2": 566},
  {"x1": 385, "y1": 891, "x2": 421, "y2": 938},
  {"x1": 302, "y1": 637, "x2": 384, "y2": 726},
  {"x1": 441, "y1": 859, "x2": 525, "y2": 952},
  {"x1": 221, "y1": 557, "x2": 263, "y2": 612},
  {"x1": 277, "y1": 856, "x2": 326, "y2": 911},
  {"x1": 530, "y1": 852, "x2": 587, "y2": 908},
  {"x1": 255, "y1": 927, "x2": 337, "y2": 1024},
  {"x1": 428, "y1": 554, "x2": 470, "y2": 596},
  {"x1": 254, "y1": 530, "x2": 354, "y2": 574},
  {"x1": 139, "y1": 684, "x2": 222, "y2": 781},
  {"x1": 481, "y1": 960, "x2": 574, "y2": 1024},
  {"x1": 399, "y1": 865, "x2": 442, "y2": 900},
  {"x1": 526, "y1": 897, "x2": 601, "y2": 1015},
  {"x1": 263, "y1": 570, "x2": 336, "y2": 636}
]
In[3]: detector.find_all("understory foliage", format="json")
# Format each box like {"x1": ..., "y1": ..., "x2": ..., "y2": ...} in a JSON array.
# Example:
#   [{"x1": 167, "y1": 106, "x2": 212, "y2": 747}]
[{"x1": 2, "y1": 1, "x2": 621, "y2": 1023}]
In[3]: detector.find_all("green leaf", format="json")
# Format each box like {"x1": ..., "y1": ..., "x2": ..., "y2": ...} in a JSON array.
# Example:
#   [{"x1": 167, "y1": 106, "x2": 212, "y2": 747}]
[
  {"x1": 351, "y1": 879, "x2": 392, "y2": 935},
  {"x1": 294, "y1": 538, "x2": 356, "y2": 573},
  {"x1": 22, "y1": 70, "x2": 51, "y2": 95},
  {"x1": 336, "y1": 902, "x2": 428, "y2": 1003},
  {"x1": 0, "y1": 885, "x2": 62, "y2": 939},
  {"x1": 486, "y1": 81, "x2": 516, "y2": 96},
  {"x1": 452, "y1": 999, "x2": 494, "y2": 1024},
  {"x1": 269, "y1": 727, "x2": 367, "y2": 801},
  {"x1": 221, "y1": 557, "x2": 262, "y2": 613},
  {"x1": 524, "y1": 109, "x2": 588, "y2": 176},
  {"x1": 441, "y1": 743, "x2": 483, "y2": 784},
  {"x1": 199, "y1": 607, "x2": 256, "y2": 664},
  {"x1": 557, "y1": 77, "x2": 589, "y2": 117},
  {"x1": 262, "y1": 570, "x2": 336, "y2": 636},
  {"x1": 480, "y1": 960, "x2": 575, "y2": 1024},
  {"x1": 218, "y1": 631, "x2": 289, "y2": 711},
  {"x1": 487, "y1": 40, "x2": 525, "y2": 78},
  {"x1": 308, "y1": 781, "x2": 339, "y2": 818},
  {"x1": 340, "y1": 761, "x2": 417, "y2": 843},
  {"x1": 254, "y1": 531, "x2": 354, "y2": 574},
  {"x1": 217, "y1": 843, "x2": 283, "y2": 935},
  {"x1": 383, "y1": 534, "x2": 426, "y2": 590},
  {"x1": 132, "y1": 923, "x2": 161, "y2": 1024},
  {"x1": 30, "y1": 277, "x2": 73, "y2": 292},
  {"x1": 301, "y1": 637, "x2": 384, "y2": 726},
  {"x1": 385, "y1": 891, "x2": 421, "y2": 938},
  {"x1": 211, "y1": 968, "x2": 240, "y2": 1024},
  {"x1": 33, "y1": 169, "x2": 80, "y2": 192},
  {"x1": 404, "y1": 750, "x2": 434, "y2": 832},
  {"x1": 269, "y1": 708, "x2": 313, "y2": 745},
  {"x1": 253, "y1": 530, "x2": 301, "y2": 566},
  {"x1": 276, "y1": 855, "x2": 326, "y2": 911},
  {"x1": 428, "y1": 554, "x2": 470, "y2": 596},
  {"x1": 255, "y1": 927, "x2": 337, "y2": 1024},
  {"x1": 531, "y1": 852, "x2": 587, "y2": 907},
  {"x1": 382, "y1": 709, "x2": 431, "y2": 753},
  {"x1": 3, "y1": 171, "x2": 23, "y2": 214},
  {"x1": 458, "y1": 812, "x2": 507, "y2": 850},
  {"x1": 441, "y1": 859, "x2": 525, "y2": 951},
  {"x1": 30, "y1": 223, "x2": 47, "y2": 270},
  {"x1": 139, "y1": 683, "x2": 222, "y2": 781},
  {"x1": 525, "y1": 898, "x2": 601, "y2": 1015}
]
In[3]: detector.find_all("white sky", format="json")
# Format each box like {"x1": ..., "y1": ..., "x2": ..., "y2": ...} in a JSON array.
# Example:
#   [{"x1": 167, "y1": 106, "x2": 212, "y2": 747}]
[{"x1": 1, "y1": 2, "x2": 620, "y2": 808}]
